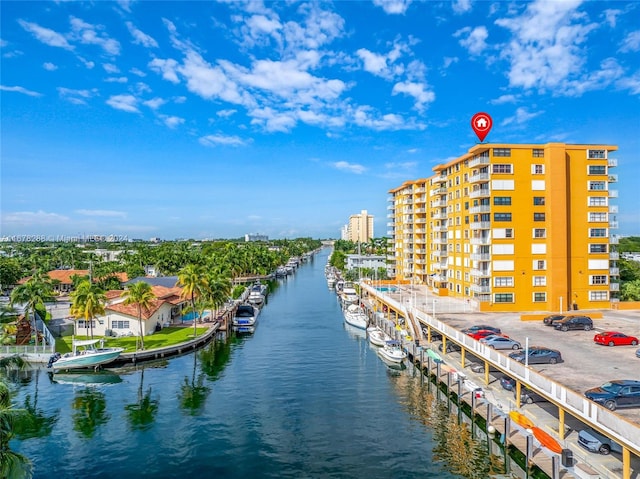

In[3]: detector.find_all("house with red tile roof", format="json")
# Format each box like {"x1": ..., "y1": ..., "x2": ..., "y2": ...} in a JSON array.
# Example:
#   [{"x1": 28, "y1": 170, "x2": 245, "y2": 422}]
[{"x1": 18, "y1": 269, "x2": 129, "y2": 295}]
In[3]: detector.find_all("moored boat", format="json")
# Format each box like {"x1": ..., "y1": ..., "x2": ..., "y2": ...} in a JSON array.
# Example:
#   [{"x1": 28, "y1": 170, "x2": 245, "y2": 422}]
[
  {"x1": 232, "y1": 303, "x2": 259, "y2": 326},
  {"x1": 48, "y1": 339, "x2": 124, "y2": 372},
  {"x1": 377, "y1": 340, "x2": 407, "y2": 363},
  {"x1": 367, "y1": 326, "x2": 392, "y2": 347},
  {"x1": 343, "y1": 304, "x2": 368, "y2": 330}
]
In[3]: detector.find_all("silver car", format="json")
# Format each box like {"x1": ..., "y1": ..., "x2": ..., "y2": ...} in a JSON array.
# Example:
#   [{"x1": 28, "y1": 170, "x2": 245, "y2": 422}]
[
  {"x1": 578, "y1": 428, "x2": 622, "y2": 455},
  {"x1": 480, "y1": 334, "x2": 522, "y2": 350}
]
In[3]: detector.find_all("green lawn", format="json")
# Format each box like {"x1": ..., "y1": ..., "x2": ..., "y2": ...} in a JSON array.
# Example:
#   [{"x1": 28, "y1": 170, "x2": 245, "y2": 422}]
[{"x1": 59, "y1": 327, "x2": 209, "y2": 353}]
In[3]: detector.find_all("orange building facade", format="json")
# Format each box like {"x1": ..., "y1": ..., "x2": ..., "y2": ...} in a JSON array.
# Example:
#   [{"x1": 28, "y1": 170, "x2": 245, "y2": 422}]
[{"x1": 387, "y1": 143, "x2": 619, "y2": 312}]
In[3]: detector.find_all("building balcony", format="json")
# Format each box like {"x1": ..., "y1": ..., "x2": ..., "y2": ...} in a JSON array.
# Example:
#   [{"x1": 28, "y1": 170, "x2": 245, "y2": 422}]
[
  {"x1": 471, "y1": 269, "x2": 491, "y2": 277},
  {"x1": 415, "y1": 207, "x2": 426, "y2": 213},
  {"x1": 608, "y1": 174, "x2": 618, "y2": 183},
  {"x1": 469, "y1": 189, "x2": 490, "y2": 199},
  {"x1": 430, "y1": 187, "x2": 448, "y2": 196},
  {"x1": 469, "y1": 156, "x2": 490, "y2": 168},
  {"x1": 414, "y1": 248, "x2": 426, "y2": 254},
  {"x1": 387, "y1": 213, "x2": 395, "y2": 219},
  {"x1": 386, "y1": 230, "x2": 395, "y2": 236},
  {"x1": 469, "y1": 172, "x2": 490, "y2": 183},
  {"x1": 609, "y1": 190, "x2": 618, "y2": 198},
  {"x1": 432, "y1": 238, "x2": 447, "y2": 245},
  {"x1": 470, "y1": 237, "x2": 491, "y2": 245},
  {"x1": 470, "y1": 253, "x2": 491, "y2": 261},
  {"x1": 415, "y1": 229, "x2": 426, "y2": 234},
  {"x1": 432, "y1": 275, "x2": 447, "y2": 283},
  {"x1": 434, "y1": 225, "x2": 448, "y2": 232},
  {"x1": 469, "y1": 205, "x2": 491, "y2": 214},
  {"x1": 415, "y1": 187, "x2": 426, "y2": 194},
  {"x1": 432, "y1": 250, "x2": 448, "y2": 257},
  {"x1": 610, "y1": 252, "x2": 619, "y2": 260},
  {"x1": 610, "y1": 235, "x2": 619, "y2": 244},
  {"x1": 470, "y1": 221, "x2": 491, "y2": 230},
  {"x1": 609, "y1": 205, "x2": 618, "y2": 213},
  {"x1": 609, "y1": 221, "x2": 619, "y2": 229},
  {"x1": 431, "y1": 199, "x2": 447, "y2": 208},
  {"x1": 432, "y1": 211, "x2": 446, "y2": 220},
  {"x1": 610, "y1": 267, "x2": 620, "y2": 276},
  {"x1": 609, "y1": 283, "x2": 620, "y2": 291},
  {"x1": 387, "y1": 204, "x2": 395, "y2": 210},
  {"x1": 415, "y1": 218, "x2": 426, "y2": 224},
  {"x1": 415, "y1": 258, "x2": 426, "y2": 265},
  {"x1": 608, "y1": 158, "x2": 617, "y2": 167},
  {"x1": 471, "y1": 284, "x2": 491, "y2": 293}
]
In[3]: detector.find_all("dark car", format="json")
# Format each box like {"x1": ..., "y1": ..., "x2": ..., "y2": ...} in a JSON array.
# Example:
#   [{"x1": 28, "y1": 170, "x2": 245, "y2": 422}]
[
  {"x1": 553, "y1": 315, "x2": 593, "y2": 332},
  {"x1": 500, "y1": 376, "x2": 516, "y2": 391},
  {"x1": 461, "y1": 325, "x2": 502, "y2": 335},
  {"x1": 516, "y1": 387, "x2": 548, "y2": 404},
  {"x1": 509, "y1": 346, "x2": 563, "y2": 364},
  {"x1": 438, "y1": 342, "x2": 461, "y2": 353},
  {"x1": 584, "y1": 380, "x2": 640, "y2": 411},
  {"x1": 543, "y1": 314, "x2": 567, "y2": 326}
]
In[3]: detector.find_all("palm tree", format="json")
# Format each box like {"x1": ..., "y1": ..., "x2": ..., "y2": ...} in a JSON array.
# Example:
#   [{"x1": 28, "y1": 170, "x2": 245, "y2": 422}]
[
  {"x1": 121, "y1": 282, "x2": 155, "y2": 351},
  {"x1": 177, "y1": 265, "x2": 208, "y2": 338},
  {"x1": 69, "y1": 280, "x2": 106, "y2": 339},
  {"x1": 204, "y1": 271, "x2": 232, "y2": 322},
  {"x1": 10, "y1": 275, "x2": 54, "y2": 347}
]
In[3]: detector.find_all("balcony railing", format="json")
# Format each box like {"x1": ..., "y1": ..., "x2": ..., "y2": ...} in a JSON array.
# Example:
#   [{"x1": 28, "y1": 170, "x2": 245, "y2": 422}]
[
  {"x1": 609, "y1": 190, "x2": 618, "y2": 198},
  {"x1": 609, "y1": 221, "x2": 619, "y2": 229},
  {"x1": 608, "y1": 174, "x2": 618, "y2": 183},
  {"x1": 469, "y1": 189, "x2": 490, "y2": 199},
  {"x1": 469, "y1": 156, "x2": 490, "y2": 168},
  {"x1": 610, "y1": 235, "x2": 619, "y2": 244},
  {"x1": 470, "y1": 237, "x2": 491, "y2": 245},
  {"x1": 470, "y1": 253, "x2": 491, "y2": 261},
  {"x1": 431, "y1": 199, "x2": 447, "y2": 207},
  {"x1": 609, "y1": 205, "x2": 618, "y2": 213},
  {"x1": 609, "y1": 283, "x2": 620, "y2": 291},
  {"x1": 470, "y1": 221, "x2": 491, "y2": 230},
  {"x1": 471, "y1": 284, "x2": 491, "y2": 293},
  {"x1": 469, "y1": 172, "x2": 490, "y2": 183},
  {"x1": 608, "y1": 158, "x2": 617, "y2": 167},
  {"x1": 610, "y1": 267, "x2": 620, "y2": 275},
  {"x1": 609, "y1": 252, "x2": 619, "y2": 260},
  {"x1": 469, "y1": 205, "x2": 491, "y2": 214},
  {"x1": 471, "y1": 269, "x2": 491, "y2": 277}
]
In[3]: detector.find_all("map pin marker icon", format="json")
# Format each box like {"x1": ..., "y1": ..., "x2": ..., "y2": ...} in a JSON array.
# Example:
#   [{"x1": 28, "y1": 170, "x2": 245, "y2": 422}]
[{"x1": 471, "y1": 112, "x2": 492, "y2": 142}]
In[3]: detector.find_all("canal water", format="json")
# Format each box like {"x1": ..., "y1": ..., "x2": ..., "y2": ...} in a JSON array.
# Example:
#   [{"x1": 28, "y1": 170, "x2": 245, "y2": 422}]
[{"x1": 10, "y1": 248, "x2": 465, "y2": 479}]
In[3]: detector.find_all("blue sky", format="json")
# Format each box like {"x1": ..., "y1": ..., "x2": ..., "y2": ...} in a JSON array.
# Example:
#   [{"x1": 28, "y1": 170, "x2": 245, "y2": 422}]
[{"x1": 1, "y1": 0, "x2": 639, "y2": 240}]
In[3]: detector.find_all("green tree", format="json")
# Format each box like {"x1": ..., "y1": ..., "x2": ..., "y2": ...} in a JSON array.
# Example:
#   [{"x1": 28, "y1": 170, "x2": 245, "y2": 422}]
[
  {"x1": 121, "y1": 282, "x2": 155, "y2": 351},
  {"x1": 621, "y1": 279, "x2": 640, "y2": 301},
  {"x1": 204, "y1": 271, "x2": 232, "y2": 321},
  {"x1": 177, "y1": 264, "x2": 208, "y2": 338},
  {"x1": 69, "y1": 280, "x2": 106, "y2": 339},
  {"x1": 0, "y1": 258, "x2": 22, "y2": 294},
  {"x1": 10, "y1": 275, "x2": 54, "y2": 347}
]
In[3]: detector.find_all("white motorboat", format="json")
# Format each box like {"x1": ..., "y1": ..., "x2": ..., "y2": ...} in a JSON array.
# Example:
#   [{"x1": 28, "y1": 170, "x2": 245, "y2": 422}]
[
  {"x1": 367, "y1": 326, "x2": 392, "y2": 347},
  {"x1": 340, "y1": 282, "x2": 359, "y2": 306},
  {"x1": 232, "y1": 303, "x2": 259, "y2": 326},
  {"x1": 377, "y1": 340, "x2": 407, "y2": 363},
  {"x1": 48, "y1": 339, "x2": 124, "y2": 372},
  {"x1": 343, "y1": 304, "x2": 368, "y2": 330}
]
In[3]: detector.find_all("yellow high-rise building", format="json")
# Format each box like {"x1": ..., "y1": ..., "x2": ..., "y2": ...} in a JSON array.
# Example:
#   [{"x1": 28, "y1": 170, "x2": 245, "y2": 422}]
[
  {"x1": 388, "y1": 143, "x2": 619, "y2": 312},
  {"x1": 347, "y1": 209, "x2": 375, "y2": 243}
]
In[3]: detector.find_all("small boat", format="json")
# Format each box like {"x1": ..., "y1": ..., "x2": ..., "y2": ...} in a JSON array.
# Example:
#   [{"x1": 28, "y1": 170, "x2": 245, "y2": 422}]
[
  {"x1": 377, "y1": 340, "x2": 407, "y2": 363},
  {"x1": 340, "y1": 282, "x2": 359, "y2": 306},
  {"x1": 367, "y1": 326, "x2": 392, "y2": 347},
  {"x1": 343, "y1": 304, "x2": 368, "y2": 330},
  {"x1": 509, "y1": 410, "x2": 535, "y2": 429},
  {"x1": 232, "y1": 304, "x2": 258, "y2": 326},
  {"x1": 48, "y1": 339, "x2": 124, "y2": 372},
  {"x1": 531, "y1": 426, "x2": 563, "y2": 454},
  {"x1": 275, "y1": 266, "x2": 287, "y2": 277},
  {"x1": 424, "y1": 348, "x2": 444, "y2": 363}
]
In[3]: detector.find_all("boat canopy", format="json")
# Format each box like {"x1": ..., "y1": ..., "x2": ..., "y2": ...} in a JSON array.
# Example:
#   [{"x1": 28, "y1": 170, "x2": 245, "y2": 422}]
[
  {"x1": 72, "y1": 339, "x2": 102, "y2": 347},
  {"x1": 385, "y1": 340, "x2": 401, "y2": 346}
]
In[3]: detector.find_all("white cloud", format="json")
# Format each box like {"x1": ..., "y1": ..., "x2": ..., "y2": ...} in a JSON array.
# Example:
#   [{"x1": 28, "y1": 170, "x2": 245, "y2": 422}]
[
  {"x1": 126, "y1": 21, "x2": 158, "y2": 48},
  {"x1": 501, "y1": 107, "x2": 543, "y2": 126},
  {"x1": 0, "y1": 85, "x2": 41, "y2": 97},
  {"x1": 160, "y1": 115, "x2": 185, "y2": 129},
  {"x1": 57, "y1": 87, "x2": 95, "y2": 105},
  {"x1": 372, "y1": 0, "x2": 412, "y2": 15},
  {"x1": 149, "y1": 57, "x2": 181, "y2": 83},
  {"x1": 143, "y1": 97, "x2": 166, "y2": 110},
  {"x1": 43, "y1": 62, "x2": 57, "y2": 71},
  {"x1": 106, "y1": 94, "x2": 139, "y2": 113},
  {"x1": 70, "y1": 17, "x2": 121, "y2": 56},
  {"x1": 443, "y1": 57, "x2": 458, "y2": 69},
  {"x1": 199, "y1": 134, "x2": 246, "y2": 146},
  {"x1": 455, "y1": 26, "x2": 488, "y2": 55},
  {"x1": 2, "y1": 210, "x2": 69, "y2": 226},
  {"x1": 617, "y1": 71, "x2": 640, "y2": 95},
  {"x1": 130, "y1": 67, "x2": 146, "y2": 77},
  {"x1": 620, "y1": 31, "x2": 640, "y2": 53},
  {"x1": 217, "y1": 109, "x2": 237, "y2": 118},
  {"x1": 602, "y1": 8, "x2": 622, "y2": 28},
  {"x1": 331, "y1": 161, "x2": 367, "y2": 174},
  {"x1": 104, "y1": 76, "x2": 128, "y2": 83},
  {"x1": 103, "y1": 63, "x2": 119, "y2": 73},
  {"x1": 356, "y1": 41, "x2": 409, "y2": 80},
  {"x1": 392, "y1": 81, "x2": 435, "y2": 111},
  {"x1": 490, "y1": 94, "x2": 518, "y2": 105},
  {"x1": 18, "y1": 20, "x2": 73, "y2": 50},
  {"x1": 75, "y1": 209, "x2": 127, "y2": 218},
  {"x1": 452, "y1": 0, "x2": 473, "y2": 14}
]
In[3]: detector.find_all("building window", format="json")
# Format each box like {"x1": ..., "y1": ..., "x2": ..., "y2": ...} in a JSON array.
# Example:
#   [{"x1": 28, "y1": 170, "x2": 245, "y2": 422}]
[
  {"x1": 532, "y1": 164, "x2": 545, "y2": 174},
  {"x1": 494, "y1": 277, "x2": 514, "y2": 287},
  {"x1": 589, "y1": 291, "x2": 609, "y2": 301},
  {"x1": 492, "y1": 164, "x2": 512, "y2": 174},
  {"x1": 494, "y1": 213, "x2": 512, "y2": 222},
  {"x1": 533, "y1": 260, "x2": 546, "y2": 270},
  {"x1": 113, "y1": 320, "x2": 130, "y2": 329},
  {"x1": 589, "y1": 228, "x2": 607, "y2": 237},
  {"x1": 505, "y1": 228, "x2": 513, "y2": 238},
  {"x1": 588, "y1": 181, "x2": 607, "y2": 191},
  {"x1": 588, "y1": 196, "x2": 607, "y2": 206},
  {"x1": 588, "y1": 165, "x2": 607, "y2": 175},
  {"x1": 77, "y1": 320, "x2": 96, "y2": 328},
  {"x1": 589, "y1": 244, "x2": 608, "y2": 253},
  {"x1": 494, "y1": 293, "x2": 514, "y2": 303},
  {"x1": 589, "y1": 212, "x2": 607, "y2": 222},
  {"x1": 532, "y1": 149, "x2": 544, "y2": 158},
  {"x1": 533, "y1": 197, "x2": 545, "y2": 205},
  {"x1": 533, "y1": 213, "x2": 546, "y2": 221},
  {"x1": 533, "y1": 292, "x2": 546, "y2": 302},
  {"x1": 533, "y1": 228, "x2": 546, "y2": 238},
  {"x1": 588, "y1": 149, "x2": 606, "y2": 159},
  {"x1": 493, "y1": 196, "x2": 512, "y2": 206},
  {"x1": 590, "y1": 275, "x2": 608, "y2": 285},
  {"x1": 533, "y1": 276, "x2": 546, "y2": 286},
  {"x1": 493, "y1": 148, "x2": 511, "y2": 157}
]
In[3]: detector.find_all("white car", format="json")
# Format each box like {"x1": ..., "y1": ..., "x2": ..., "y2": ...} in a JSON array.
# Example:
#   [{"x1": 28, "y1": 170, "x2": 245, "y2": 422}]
[{"x1": 479, "y1": 334, "x2": 522, "y2": 350}]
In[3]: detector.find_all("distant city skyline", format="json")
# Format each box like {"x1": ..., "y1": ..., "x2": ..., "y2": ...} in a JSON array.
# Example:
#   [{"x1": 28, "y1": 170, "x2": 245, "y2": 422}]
[{"x1": 1, "y1": 1, "x2": 639, "y2": 239}]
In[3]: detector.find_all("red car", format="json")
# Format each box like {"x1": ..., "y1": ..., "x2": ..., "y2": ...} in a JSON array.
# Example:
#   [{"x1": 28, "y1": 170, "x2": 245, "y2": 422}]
[
  {"x1": 467, "y1": 329, "x2": 509, "y2": 341},
  {"x1": 593, "y1": 331, "x2": 639, "y2": 347}
]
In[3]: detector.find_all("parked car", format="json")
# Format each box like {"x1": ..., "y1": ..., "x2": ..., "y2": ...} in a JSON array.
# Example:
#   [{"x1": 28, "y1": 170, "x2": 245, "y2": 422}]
[
  {"x1": 553, "y1": 315, "x2": 593, "y2": 331},
  {"x1": 480, "y1": 335, "x2": 522, "y2": 350},
  {"x1": 593, "y1": 331, "x2": 639, "y2": 347},
  {"x1": 578, "y1": 428, "x2": 622, "y2": 455},
  {"x1": 438, "y1": 342, "x2": 461, "y2": 353},
  {"x1": 466, "y1": 329, "x2": 509, "y2": 341},
  {"x1": 543, "y1": 314, "x2": 567, "y2": 326},
  {"x1": 461, "y1": 325, "x2": 502, "y2": 335},
  {"x1": 637, "y1": 348, "x2": 640, "y2": 358},
  {"x1": 515, "y1": 387, "x2": 547, "y2": 404},
  {"x1": 469, "y1": 362, "x2": 499, "y2": 373},
  {"x1": 509, "y1": 346, "x2": 563, "y2": 364},
  {"x1": 500, "y1": 376, "x2": 516, "y2": 391},
  {"x1": 584, "y1": 380, "x2": 640, "y2": 411}
]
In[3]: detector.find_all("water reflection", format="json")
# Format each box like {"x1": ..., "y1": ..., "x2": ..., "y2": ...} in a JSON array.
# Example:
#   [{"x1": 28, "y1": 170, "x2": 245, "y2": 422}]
[
  {"x1": 125, "y1": 367, "x2": 159, "y2": 431},
  {"x1": 72, "y1": 388, "x2": 109, "y2": 438},
  {"x1": 179, "y1": 351, "x2": 210, "y2": 415},
  {"x1": 14, "y1": 371, "x2": 59, "y2": 441}
]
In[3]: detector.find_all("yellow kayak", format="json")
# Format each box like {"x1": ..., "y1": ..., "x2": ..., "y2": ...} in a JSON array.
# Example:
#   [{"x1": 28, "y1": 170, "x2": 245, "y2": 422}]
[{"x1": 509, "y1": 411, "x2": 535, "y2": 429}]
